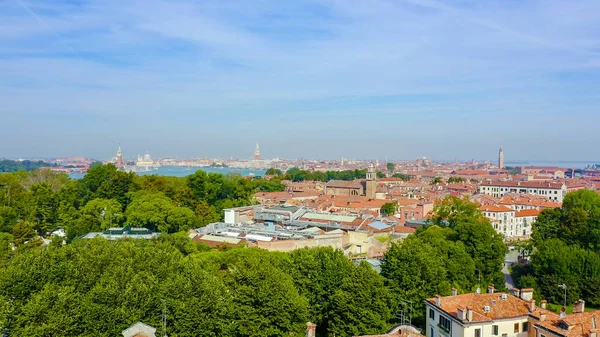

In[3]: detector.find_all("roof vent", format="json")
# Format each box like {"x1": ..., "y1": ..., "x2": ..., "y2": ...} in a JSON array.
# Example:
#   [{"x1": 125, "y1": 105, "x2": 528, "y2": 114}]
[
  {"x1": 501, "y1": 293, "x2": 507, "y2": 300},
  {"x1": 484, "y1": 305, "x2": 491, "y2": 312}
]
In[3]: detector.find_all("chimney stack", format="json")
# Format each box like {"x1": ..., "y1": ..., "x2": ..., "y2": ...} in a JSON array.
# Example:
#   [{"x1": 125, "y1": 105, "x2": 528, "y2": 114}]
[
  {"x1": 306, "y1": 322, "x2": 317, "y2": 337},
  {"x1": 590, "y1": 330, "x2": 597, "y2": 337},
  {"x1": 574, "y1": 299, "x2": 586, "y2": 314},
  {"x1": 452, "y1": 288, "x2": 457, "y2": 296},
  {"x1": 529, "y1": 299, "x2": 536, "y2": 312},
  {"x1": 540, "y1": 313, "x2": 547, "y2": 322},
  {"x1": 435, "y1": 295, "x2": 441, "y2": 306},
  {"x1": 513, "y1": 288, "x2": 520, "y2": 297},
  {"x1": 541, "y1": 300, "x2": 547, "y2": 309},
  {"x1": 520, "y1": 288, "x2": 534, "y2": 301},
  {"x1": 488, "y1": 285, "x2": 495, "y2": 294},
  {"x1": 466, "y1": 307, "x2": 473, "y2": 322}
]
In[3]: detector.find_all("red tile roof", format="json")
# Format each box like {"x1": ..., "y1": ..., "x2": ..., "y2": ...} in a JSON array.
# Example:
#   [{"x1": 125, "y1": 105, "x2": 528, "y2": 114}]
[
  {"x1": 427, "y1": 292, "x2": 555, "y2": 322},
  {"x1": 515, "y1": 209, "x2": 541, "y2": 217}
]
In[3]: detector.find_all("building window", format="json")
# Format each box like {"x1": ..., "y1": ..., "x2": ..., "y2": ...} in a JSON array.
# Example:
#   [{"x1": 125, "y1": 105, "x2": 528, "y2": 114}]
[
  {"x1": 429, "y1": 309, "x2": 435, "y2": 320},
  {"x1": 474, "y1": 328, "x2": 481, "y2": 337},
  {"x1": 492, "y1": 325, "x2": 498, "y2": 335},
  {"x1": 514, "y1": 323, "x2": 519, "y2": 333},
  {"x1": 522, "y1": 322, "x2": 529, "y2": 332},
  {"x1": 439, "y1": 316, "x2": 451, "y2": 332}
]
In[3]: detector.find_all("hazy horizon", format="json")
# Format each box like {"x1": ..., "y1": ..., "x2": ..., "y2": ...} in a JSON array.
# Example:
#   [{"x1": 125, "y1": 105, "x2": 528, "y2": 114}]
[{"x1": 1, "y1": 0, "x2": 600, "y2": 161}]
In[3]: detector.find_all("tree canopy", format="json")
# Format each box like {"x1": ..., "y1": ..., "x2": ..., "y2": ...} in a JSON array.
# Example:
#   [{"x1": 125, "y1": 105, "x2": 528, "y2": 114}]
[
  {"x1": 0, "y1": 240, "x2": 397, "y2": 337},
  {"x1": 514, "y1": 189, "x2": 600, "y2": 308}
]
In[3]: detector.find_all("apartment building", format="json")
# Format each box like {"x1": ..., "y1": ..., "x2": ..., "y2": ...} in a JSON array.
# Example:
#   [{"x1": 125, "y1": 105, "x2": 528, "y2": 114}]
[
  {"x1": 479, "y1": 180, "x2": 567, "y2": 202},
  {"x1": 425, "y1": 287, "x2": 540, "y2": 337},
  {"x1": 426, "y1": 288, "x2": 600, "y2": 337}
]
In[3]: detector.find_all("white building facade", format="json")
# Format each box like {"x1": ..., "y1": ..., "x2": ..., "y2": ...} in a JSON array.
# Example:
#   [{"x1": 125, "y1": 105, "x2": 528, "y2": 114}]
[{"x1": 479, "y1": 181, "x2": 567, "y2": 202}]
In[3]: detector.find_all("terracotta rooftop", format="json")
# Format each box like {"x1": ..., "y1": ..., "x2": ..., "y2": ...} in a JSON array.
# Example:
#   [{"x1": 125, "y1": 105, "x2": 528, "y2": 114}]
[
  {"x1": 480, "y1": 205, "x2": 514, "y2": 213},
  {"x1": 536, "y1": 311, "x2": 600, "y2": 337},
  {"x1": 515, "y1": 209, "x2": 541, "y2": 217},
  {"x1": 326, "y1": 180, "x2": 363, "y2": 189},
  {"x1": 427, "y1": 292, "x2": 555, "y2": 323}
]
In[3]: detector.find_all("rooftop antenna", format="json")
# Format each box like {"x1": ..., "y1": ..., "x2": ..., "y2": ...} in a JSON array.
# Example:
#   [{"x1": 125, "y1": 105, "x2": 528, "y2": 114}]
[
  {"x1": 558, "y1": 284, "x2": 567, "y2": 318},
  {"x1": 161, "y1": 299, "x2": 168, "y2": 337}
]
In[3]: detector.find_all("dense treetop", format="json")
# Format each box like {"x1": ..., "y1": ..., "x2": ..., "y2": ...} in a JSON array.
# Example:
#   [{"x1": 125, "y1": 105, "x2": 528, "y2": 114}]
[
  {"x1": 0, "y1": 165, "x2": 286, "y2": 241},
  {"x1": 0, "y1": 239, "x2": 396, "y2": 337},
  {"x1": 514, "y1": 190, "x2": 600, "y2": 308}
]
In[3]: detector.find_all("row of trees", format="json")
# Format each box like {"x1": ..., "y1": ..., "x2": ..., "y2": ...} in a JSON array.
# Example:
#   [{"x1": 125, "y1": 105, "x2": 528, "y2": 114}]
[
  {"x1": 0, "y1": 165, "x2": 286, "y2": 242},
  {"x1": 0, "y1": 239, "x2": 396, "y2": 337},
  {"x1": 0, "y1": 160, "x2": 54, "y2": 173},
  {"x1": 514, "y1": 190, "x2": 600, "y2": 307}
]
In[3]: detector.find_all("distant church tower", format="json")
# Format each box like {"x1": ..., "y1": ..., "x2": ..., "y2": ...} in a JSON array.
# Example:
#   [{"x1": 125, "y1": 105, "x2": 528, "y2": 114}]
[
  {"x1": 253, "y1": 143, "x2": 260, "y2": 160},
  {"x1": 116, "y1": 144, "x2": 124, "y2": 167},
  {"x1": 498, "y1": 147, "x2": 504, "y2": 169},
  {"x1": 365, "y1": 162, "x2": 377, "y2": 199}
]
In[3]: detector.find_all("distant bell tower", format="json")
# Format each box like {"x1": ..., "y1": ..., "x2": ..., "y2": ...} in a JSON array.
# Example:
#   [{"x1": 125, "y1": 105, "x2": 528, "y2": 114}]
[
  {"x1": 253, "y1": 142, "x2": 260, "y2": 160},
  {"x1": 365, "y1": 162, "x2": 377, "y2": 199},
  {"x1": 116, "y1": 144, "x2": 124, "y2": 167},
  {"x1": 498, "y1": 147, "x2": 504, "y2": 169}
]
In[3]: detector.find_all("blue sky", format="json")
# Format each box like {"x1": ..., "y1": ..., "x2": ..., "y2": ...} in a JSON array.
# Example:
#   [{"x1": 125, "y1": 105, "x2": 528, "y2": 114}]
[{"x1": 1, "y1": 0, "x2": 599, "y2": 161}]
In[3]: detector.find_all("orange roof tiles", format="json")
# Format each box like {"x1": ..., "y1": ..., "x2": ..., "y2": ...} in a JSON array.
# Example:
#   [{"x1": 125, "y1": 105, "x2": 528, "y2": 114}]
[
  {"x1": 515, "y1": 209, "x2": 541, "y2": 217},
  {"x1": 536, "y1": 311, "x2": 600, "y2": 337},
  {"x1": 480, "y1": 205, "x2": 513, "y2": 213},
  {"x1": 427, "y1": 292, "x2": 555, "y2": 323},
  {"x1": 326, "y1": 180, "x2": 363, "y2": 189}
]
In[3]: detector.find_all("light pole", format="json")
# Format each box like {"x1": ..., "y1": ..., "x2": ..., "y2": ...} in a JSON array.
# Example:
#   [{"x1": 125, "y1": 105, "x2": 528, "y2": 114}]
[{"x1": 558, "y1": 283, "x2": 567, "y2": 308}]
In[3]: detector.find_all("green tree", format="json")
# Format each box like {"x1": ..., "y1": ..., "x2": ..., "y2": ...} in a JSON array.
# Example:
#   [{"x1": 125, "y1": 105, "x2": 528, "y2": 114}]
[
  {"x1": 386, "y1": 163, "x2": 395, "y2": 171},
  {"x1": 12, "y1": 221, "x2": 37, "y2": 245},
  {"x1": 380, "y1": 202, "x2": 398, "y2": 216},
  {"x1": 81, "y1": 198, "x2": 124, "y2": 230},
  {"x1": 392, "y1": 173, "x2": 410, "y2": 181},
  {"x1": 382, "y1": 238, "x2": 451, "y2": 326},
  {"x1": 330, "y1": 262, "x2": 396, "y2": 336},
  {"x1": 431, "y1": 177, "x2": 443, "y2": 184},
  {"x1": 265, "y1": 168, "x2": 283, "y2": 176},
  {"x1": 28, "y1": 182, "x2": 58, "y2": 233},
  {"x1": 126, "y1": 192, "x2": 194, "y2": 233},
  {"x1": 430, "y1": 196, "x2": 485, "y2": 228}
]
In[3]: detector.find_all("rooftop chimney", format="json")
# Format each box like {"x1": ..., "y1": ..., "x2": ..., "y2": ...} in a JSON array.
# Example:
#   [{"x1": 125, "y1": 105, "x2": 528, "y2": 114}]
[
  {"x1": 541, "y1": 300, "x2": 547, "y2": 309},
  {"x1": 488, "y1": 285, "x2": 495, "y2": 294},
  {"x1": 435, "y1": 295, "x2": 441, "y2": 306},
  {"x1": 574, "y1": 299, "x2": 585, "y2": 314},
  {"x1": 513, "y1": 288, "x2": 520, "y2": 297},
  {"x1": 520, "y1": 288, "x2": 534, "y2": 301},
  {"x1": 466, "y1": 307, "x2": 473, "y2": 322},
  {"x1": 540, "y1": 313, "x2": 547, "y2": 322},
  {"x1": 452, "y1": 288, "x2": 457, "y2": 296},
  {"x1": 529, "y1": 299, "x2": 536, "y2": 313},
  {"x1": 457, "y1": 307, "x2": 466, "y2": 320},
  {"x1": 306, "y1": 322, "x2": 317, "y2": 337}
]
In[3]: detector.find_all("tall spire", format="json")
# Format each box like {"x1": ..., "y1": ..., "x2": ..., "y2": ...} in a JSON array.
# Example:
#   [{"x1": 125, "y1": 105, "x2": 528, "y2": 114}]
[
  {"x1": 498, "y1": 147, "x2": 504, "y2": 169},
  {"x1": 253, "y1": 142, "x2": 260, "y2": 160},
  {"x1": 116, "y1": 144, "x2": 124, "y2": 167}
]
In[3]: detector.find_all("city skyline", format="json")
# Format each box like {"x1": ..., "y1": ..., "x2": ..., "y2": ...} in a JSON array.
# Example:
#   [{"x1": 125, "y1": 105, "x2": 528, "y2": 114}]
[{"x1": 1, "y1": 0, "x2": 600, "y2": 160}]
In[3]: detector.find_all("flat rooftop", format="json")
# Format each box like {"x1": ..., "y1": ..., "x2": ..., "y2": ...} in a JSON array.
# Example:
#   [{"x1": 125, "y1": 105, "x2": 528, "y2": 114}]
[{"x1": 302, "y1": 212, "x2": 358, "y2": 223}]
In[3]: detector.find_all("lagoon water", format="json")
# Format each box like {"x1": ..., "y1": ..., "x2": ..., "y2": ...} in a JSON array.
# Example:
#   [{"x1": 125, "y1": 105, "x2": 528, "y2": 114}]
[{"x1": 70, "y1": 166, "x2": 267, "y2": 179}]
